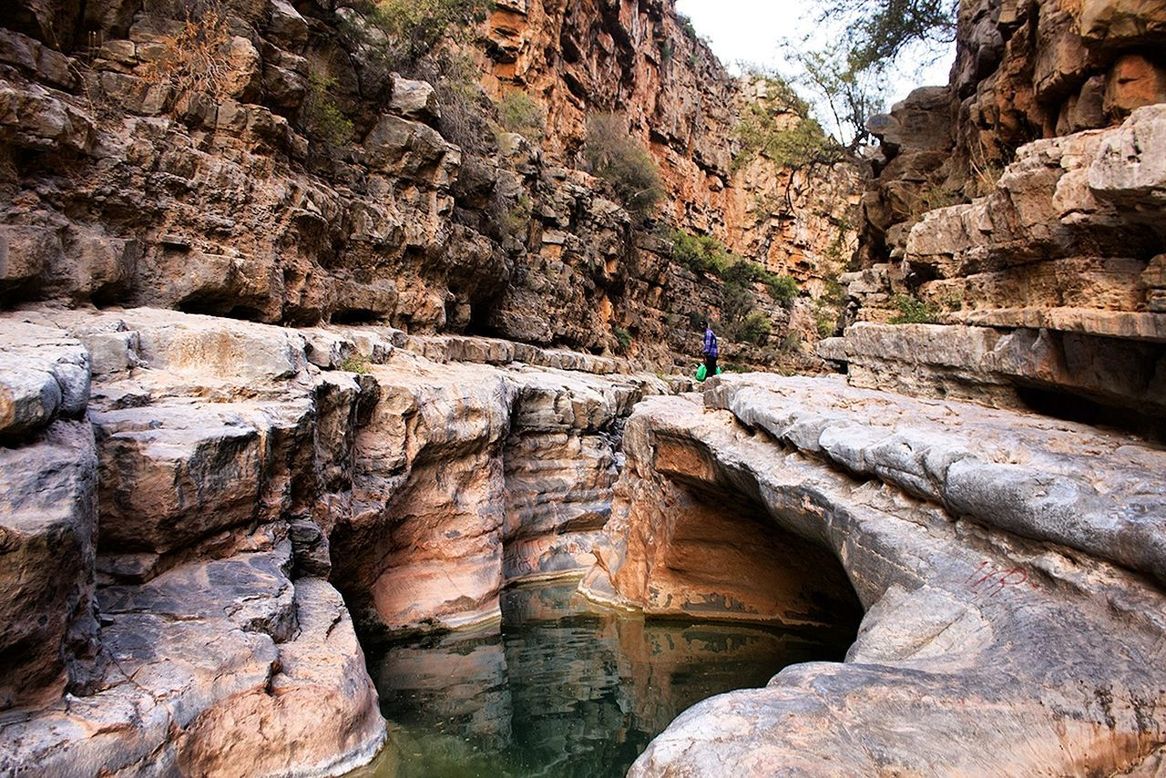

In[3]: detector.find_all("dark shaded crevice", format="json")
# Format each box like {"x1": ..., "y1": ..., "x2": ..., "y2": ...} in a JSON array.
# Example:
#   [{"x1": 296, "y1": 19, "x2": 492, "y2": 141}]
[
  {"x1": 330, "y1": 308, "x2": 384, "y2": 325},
  {"x1": 1014, "y1": 385, "x2": 1166, "y2": 443}
]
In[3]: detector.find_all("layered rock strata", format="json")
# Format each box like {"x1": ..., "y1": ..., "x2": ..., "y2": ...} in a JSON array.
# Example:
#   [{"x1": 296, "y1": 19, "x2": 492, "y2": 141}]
[
  {"x1": 0, "y1": 0, "x2": 859, "y2": 371},
  {"x1": 862, "y1": 0, "x2": 1166, "y2": 265},
  {"x1": 580, "y1": 374, "x2": 1166, "y2": 775},
  {"x1": 0, "y1": 307, "x2": 666, "y2": 774},
  {"x1": 832, "y1": 104, "x2": 1166, "y2": 425}
]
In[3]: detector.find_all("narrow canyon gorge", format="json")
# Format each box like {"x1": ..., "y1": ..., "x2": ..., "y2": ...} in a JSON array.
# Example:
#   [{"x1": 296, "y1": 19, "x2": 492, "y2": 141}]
[{"x1": 0, "y1": 0, "x2": 1164, "y2": 775}]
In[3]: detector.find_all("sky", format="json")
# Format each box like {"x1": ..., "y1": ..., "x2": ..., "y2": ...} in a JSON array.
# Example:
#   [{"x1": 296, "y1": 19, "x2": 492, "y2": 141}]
[{"x1": 674, "y1": 0, "x2": 956, "y2": 135}]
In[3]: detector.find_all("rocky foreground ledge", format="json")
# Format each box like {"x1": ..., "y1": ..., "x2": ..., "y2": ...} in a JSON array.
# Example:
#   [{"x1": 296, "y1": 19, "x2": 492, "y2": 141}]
[
  {"x1": 0, "y1": 306, "x2": 669, "y2": 775},
  {"x1": 3, "y1": 307, "x2": 1165, "y2": 775},
  {"x1": 581, "y1": 374, "x2": 1166, "y2": 775}
]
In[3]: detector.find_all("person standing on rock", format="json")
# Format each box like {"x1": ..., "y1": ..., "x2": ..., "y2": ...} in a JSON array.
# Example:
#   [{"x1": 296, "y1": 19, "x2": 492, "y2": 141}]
[{"x1": 702, "y1": 320, "x2": 718, "y2": 378}]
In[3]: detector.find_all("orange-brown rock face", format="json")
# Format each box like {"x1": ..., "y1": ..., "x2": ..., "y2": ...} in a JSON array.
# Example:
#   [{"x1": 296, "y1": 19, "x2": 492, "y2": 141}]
[
  {"x1": 475, "y1": 1, "x2": 861, "y2": 283},
  {"x1": 0, "y1": 0, "x2": 863, "y2": 376},
  {"x1": 594, "y1": 431, "x2": 864, "y2": 627}
]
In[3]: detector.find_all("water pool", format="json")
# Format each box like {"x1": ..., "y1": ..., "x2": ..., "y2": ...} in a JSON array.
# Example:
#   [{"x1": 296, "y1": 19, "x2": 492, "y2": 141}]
[{"x1": 354, "y1": 580, "x2": 853, "y2": 778}]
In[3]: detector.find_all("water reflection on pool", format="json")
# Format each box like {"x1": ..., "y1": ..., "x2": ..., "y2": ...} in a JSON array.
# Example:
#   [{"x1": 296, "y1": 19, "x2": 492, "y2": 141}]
[{"x1": 355, "y1": 580, "x2": 853, "y2": 778}]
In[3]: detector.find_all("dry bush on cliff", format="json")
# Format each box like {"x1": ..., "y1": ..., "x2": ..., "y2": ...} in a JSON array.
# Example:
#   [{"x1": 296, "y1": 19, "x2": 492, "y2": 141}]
[
  {"x1": 585, "y1": 114, "x2": 664, "y2": 218},
  {"x1": 138, "y1": 0, "x2": 233, "y2": 102}
]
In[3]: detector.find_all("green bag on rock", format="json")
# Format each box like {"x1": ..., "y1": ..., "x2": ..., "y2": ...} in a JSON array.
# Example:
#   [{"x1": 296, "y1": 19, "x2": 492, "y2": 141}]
[{"x1": 695, "y1": 363, "x2": 707, "y2": 382}]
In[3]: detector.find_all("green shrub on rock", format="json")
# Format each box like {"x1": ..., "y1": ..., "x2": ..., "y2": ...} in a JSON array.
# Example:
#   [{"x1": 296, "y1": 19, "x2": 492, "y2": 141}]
[
  {"x1": 496, "y1": 91, "x2": 546, "y2": 141},
  {"x1": 585, "y1": 113, "x2": 664, "y2": 217},
  {"x1": 889, "y1": 294, "x2": 940, "y2": 324}
]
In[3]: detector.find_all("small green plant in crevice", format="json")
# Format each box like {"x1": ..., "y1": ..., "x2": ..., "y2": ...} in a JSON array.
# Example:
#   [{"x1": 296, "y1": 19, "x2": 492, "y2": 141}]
[
  {"x1": 735, "y1": 311, "x2": 772, "y2": 345},
  {"x1": 722, "y1": 363, "x2": 750, "y2": 373},
  {"x1": 303, "y1": 72, "x2": 354, "y2": 147},
  {"x1": 889, "y1": 294, "x2": 941, "y2": 325},
  {"x1": 764, "y1": 273, "x2": 799, "y2": 306},
  {"x1": 495, "y1": 91, "x2": 545, "y2": 141},
  {"x1": 612, "y1": 325, "x2": 633, "y2": 355},
  {"x1": 340, "y1": 354, "x2": 371, "y2": 374},
  {"x1": 814, "y1": 303, "x2": 840, "y2": 339},
  {"x1": 917, "y1": 184, "x2": 965, "y2": 213},
  {"x1": 659, "y1": 38, "x2": 674, "y2": 64},
  {"x1": 495, "y1": 193, "x2": 533, "y2": 246},
  {"x1": 584, "y1": 113, "x2": 664, "y2": 218}
]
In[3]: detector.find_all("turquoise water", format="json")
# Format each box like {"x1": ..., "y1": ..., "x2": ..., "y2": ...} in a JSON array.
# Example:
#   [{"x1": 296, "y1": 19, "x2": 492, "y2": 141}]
[{"x1": 356, "y1": 581, "x2": 853, "y2": 778}]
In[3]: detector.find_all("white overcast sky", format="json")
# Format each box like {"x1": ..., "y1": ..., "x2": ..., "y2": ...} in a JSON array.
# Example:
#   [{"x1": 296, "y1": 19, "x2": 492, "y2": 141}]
[{"x1": 674, "y1": 0, "x2": 956, "y2": 121}]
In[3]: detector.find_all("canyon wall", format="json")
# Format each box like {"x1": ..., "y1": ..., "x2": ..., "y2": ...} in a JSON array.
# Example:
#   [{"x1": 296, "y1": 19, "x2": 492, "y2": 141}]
[
  {"x1": 0, "y1": 0, "x2": 860, "y2": 372},
  {"x1": 832, "y1": 0, "x2": 1166, "y2": 429}
]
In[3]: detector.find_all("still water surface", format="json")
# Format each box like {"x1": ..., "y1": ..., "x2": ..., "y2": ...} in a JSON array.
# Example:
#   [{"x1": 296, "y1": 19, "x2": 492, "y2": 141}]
[{"x1": 355, "y1": 580, "x2": 852, "y2": 778}]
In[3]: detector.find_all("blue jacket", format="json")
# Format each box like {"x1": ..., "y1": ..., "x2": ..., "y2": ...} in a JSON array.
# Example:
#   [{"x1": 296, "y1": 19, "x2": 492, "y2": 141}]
[{"x1": 703, "y1": 327, "x2": 718, "y2": 358}]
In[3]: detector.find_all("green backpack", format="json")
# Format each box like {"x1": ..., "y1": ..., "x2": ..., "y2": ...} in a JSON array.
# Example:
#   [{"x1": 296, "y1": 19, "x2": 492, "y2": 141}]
[{"x1": 694, "y1": 364, "x2": 723, "y2": 382}]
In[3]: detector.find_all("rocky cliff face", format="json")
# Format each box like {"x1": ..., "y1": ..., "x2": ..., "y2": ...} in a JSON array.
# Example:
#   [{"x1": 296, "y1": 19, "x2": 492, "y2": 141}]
[
  {"x1": 835, "y1": 0, "x2": 1166, "y2": 430},
  {"x1": 0, "y1": 0, "x2": 860, "y2": 372}
]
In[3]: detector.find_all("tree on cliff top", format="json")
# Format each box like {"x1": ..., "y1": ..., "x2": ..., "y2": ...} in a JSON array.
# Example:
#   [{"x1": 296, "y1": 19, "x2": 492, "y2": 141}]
[
  {"x1": 819, "y1": 0, "x2": 957, "y2": 72},
  {"x1": 774, "y1": 0, "x2": 956, "y2": 150}
]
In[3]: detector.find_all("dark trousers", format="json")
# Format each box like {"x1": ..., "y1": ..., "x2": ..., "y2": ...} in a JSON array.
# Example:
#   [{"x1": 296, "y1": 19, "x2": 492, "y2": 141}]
[{"x1": 704, "y1": 354, "x2": 717, "y2": 376}]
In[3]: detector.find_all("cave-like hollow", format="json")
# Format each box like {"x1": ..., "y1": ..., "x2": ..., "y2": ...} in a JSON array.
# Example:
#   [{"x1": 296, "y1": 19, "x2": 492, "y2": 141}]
[{"x1": 625, "y1": 469, "x2": 866, "y2": 649}]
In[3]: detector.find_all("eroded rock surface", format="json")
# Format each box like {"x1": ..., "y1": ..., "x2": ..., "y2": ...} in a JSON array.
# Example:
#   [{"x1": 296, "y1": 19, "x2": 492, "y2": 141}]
[
  {"x1": 581, "y1": 374, "x2": 1166, "y2": 776},
  {"x1": 0, "y1": 306, "x2": 671, "y2": 775},
  {"x1": 837, "y1": 105, "x2": 1166, "y2": 424}
]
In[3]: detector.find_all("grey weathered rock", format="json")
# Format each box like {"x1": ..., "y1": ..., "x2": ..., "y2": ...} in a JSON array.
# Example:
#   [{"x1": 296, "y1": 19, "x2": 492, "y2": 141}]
[
  {"x1": 819, "y1": 322, "x2": 1166, "y2": 419},
  {"x1": 0, "y1": 421, "x2": 99, "y2": 711},
  {"x1": 1090, "y1": 103, "x2": 1166, "y2": 205},
  {"x1": 579, "y1": 375, "x2": 1166, "y2": 776},
  {"x1": 0, "y1": 321, "x2": 90, "y2": 438},
  {"x1": 0, "y1": 547, "x2": 385, "y2": 777},
  {"x1": 390, "y1": 75, "x2": 440, "y2": 121}
]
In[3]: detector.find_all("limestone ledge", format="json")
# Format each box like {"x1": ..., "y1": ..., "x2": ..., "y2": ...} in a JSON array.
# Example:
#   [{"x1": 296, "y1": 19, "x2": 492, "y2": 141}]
[
  {"x1": 579, "y1": 374, "x2": 1166, "y2": 775},
  {"x1": 819, "y1": 321, "x2": 1166, "y2": 418},
  {"x1": 850, "y1": 105, "x2": 1166, "y2": 362}
]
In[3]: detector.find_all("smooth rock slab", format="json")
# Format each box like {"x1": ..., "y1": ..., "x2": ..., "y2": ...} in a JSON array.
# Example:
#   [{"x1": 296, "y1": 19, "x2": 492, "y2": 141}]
[
  {"x1": 0, "y1": 548, "x2": 384, "y2": 777},
  {"x1": 705, "y1": 374, "x2": 1166, "y2": 583},
  {"x1": 580, "y1": 382, "x2": 1166, "y2": 775}
]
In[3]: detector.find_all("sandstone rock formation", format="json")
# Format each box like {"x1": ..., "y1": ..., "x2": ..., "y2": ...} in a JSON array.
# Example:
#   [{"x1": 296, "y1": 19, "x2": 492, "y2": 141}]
[
  {"x1": 580, "y1": 374, "x2": 1166, "y2": 775},
  {"x1": 834, "y1": 103, "x2": 1166, "y2": 427},
  {"x1": 862, "y1": 0, "x2": 1166, "y2": 266},
  {"x1": 1, "y1": 0, "x2": 1164, "y2": 774},
  {"x1": 0, "y1": 0, "x2": 859, "y2": 373},
  {"x1": 0, "y1": 306, "x2": 671, "y2": 774}
]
